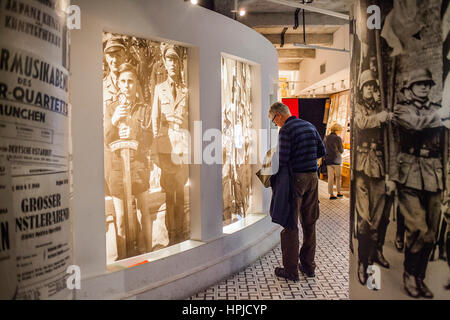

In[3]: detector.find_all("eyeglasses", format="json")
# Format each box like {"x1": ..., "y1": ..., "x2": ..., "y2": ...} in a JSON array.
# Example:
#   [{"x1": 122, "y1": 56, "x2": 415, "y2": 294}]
[{"x1": 271, "y1": 114, "x2": 278, "y2": 124}]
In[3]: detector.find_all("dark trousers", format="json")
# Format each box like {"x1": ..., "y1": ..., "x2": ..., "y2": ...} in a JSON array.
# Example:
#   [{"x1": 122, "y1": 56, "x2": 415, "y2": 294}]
[
  {"x1": 355, "y1": 173, "x2": 386, "y2": 265},
  {"x1": 396, "y1": 208, "x2": 405, "y2": 240},
  {"x1": 397, "y1": 185, "x2": 441, "y2": 278},
  {"x1": 280, "y1": 172, "x2": 320, "y2": 274}
]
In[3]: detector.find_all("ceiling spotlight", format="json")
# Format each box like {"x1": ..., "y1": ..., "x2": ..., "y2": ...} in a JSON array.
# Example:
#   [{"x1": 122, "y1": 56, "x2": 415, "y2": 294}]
[
  {"x1": 239, "y1": 9, "x2": 246, "y2": 16},
  {"x1": 190, "y1": 0, "x2": 198, "y2": 5}
]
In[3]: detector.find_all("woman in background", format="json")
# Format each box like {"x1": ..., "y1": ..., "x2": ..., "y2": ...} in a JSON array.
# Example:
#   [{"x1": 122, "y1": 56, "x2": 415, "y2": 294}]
[{"x1": 324, "y1": 123, "x2": 344, "y2": 200}]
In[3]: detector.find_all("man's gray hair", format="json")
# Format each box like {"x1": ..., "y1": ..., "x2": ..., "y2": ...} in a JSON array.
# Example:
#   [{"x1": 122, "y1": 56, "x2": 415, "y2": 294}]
[{"x1": 269, "y1": 102, "x2": 291, "y2": 116}]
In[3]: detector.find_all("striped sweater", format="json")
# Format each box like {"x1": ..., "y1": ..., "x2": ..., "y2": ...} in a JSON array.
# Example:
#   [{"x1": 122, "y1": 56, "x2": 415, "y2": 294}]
[{"x1": 278, "y1": 116, "x2": 326, "y2": 173}]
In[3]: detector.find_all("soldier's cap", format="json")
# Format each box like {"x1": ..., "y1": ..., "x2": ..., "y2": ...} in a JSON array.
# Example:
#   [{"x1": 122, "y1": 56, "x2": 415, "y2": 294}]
[
  {"x1": 161, "y1": 43, "x2": 182, "y2": 60},
  {"x1": 104, "y1": 38, "x2": 126, "y2": 53},
  {"x1": 404, "y1": 68, "x2": 436, "y2": 89},
  {"x1": 358, "y1": 70, "x2": 377, "y2": 90}
]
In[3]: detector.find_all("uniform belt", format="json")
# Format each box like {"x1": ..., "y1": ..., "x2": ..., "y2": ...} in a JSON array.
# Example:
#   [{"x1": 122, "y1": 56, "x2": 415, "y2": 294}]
[
  {"x1": 401, "y1": 148, "x2": 440, "y2": 158},
  {"x1": 357, "y1": 142, "x2": 382, "y2": 151}
]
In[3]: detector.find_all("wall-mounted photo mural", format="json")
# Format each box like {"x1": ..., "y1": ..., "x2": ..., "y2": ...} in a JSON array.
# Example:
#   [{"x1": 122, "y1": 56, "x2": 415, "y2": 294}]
[
  {"x1": 350, "y1": 0, "x2": 450, "y2": 299},
  {"x1": 221, "y1": 56, "x2": 254, "y2": 226},
  {"x1": 103, "y1": 32, "x2": 190, "y2": 264}
]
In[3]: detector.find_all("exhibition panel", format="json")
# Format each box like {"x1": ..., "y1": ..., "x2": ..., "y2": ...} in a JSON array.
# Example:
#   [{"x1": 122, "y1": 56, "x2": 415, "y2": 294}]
[
  {"x1": 221, "y1": 56, "x2": 255, "y2": 226},
  {"x1": 350, "y1": 0, "x2": 449, "y2": 300},
  {"x1": 70, "y1": 0, "x2": 278, "y2": 299},
  {"x1": 0, "y1": 0, "x2": 72, "y2": 299},
  {"x1": 102, "y1": 32, "x2": 190, "y2": 264}
]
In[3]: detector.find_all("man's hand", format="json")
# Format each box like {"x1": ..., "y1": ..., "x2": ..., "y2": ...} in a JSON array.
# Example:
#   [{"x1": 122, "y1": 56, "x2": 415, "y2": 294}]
[
  {"x1": 112, "y1": 104, "x2": 129, "y2": 126},
  {"x1": 119, "y1": 125, "x2": 131, "y2": 140},
  {"x1": 385, "y1": 179, "x2": 396, "y2": 195},
  {"x1": 376, "y1": 111, "x2": 389, "y2": 123}
]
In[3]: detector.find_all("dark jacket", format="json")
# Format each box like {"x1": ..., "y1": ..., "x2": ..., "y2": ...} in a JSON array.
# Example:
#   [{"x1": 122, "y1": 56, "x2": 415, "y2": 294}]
[
  {"x1": 269, "y1": 165, "x2": 292, "y2": 229},
  {"x1": 324, "y1": 133, "x2": 344, "y2": 165}
]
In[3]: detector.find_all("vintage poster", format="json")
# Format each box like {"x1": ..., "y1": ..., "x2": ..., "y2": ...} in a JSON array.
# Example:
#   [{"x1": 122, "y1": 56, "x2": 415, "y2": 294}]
[
  {"x1": 0, "y1": 156, "x2": 16, "y2": 299},
  {"x1": 350, "y1": 0, "x2": 449, "y2": 299},
  {"x1": 0, "y1": 0, "x2": 72, "y2": 299},
  {"x1": 221, "y1": 56, "x2": 254, "y2": 226},
  {"x1": 103, "y1": 32, "x2": 190, "y2": 264}
]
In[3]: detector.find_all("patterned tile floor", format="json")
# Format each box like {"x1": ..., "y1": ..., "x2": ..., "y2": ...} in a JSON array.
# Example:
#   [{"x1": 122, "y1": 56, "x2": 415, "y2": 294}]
[{"x1": 190, "y1": 181, "x2": 350, "y2": 300}]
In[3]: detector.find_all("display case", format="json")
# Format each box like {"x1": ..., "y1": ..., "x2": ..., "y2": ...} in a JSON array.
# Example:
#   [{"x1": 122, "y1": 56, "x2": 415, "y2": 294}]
[{"x1": 70, "y1": 0, "x2": 279, "y2": 299}]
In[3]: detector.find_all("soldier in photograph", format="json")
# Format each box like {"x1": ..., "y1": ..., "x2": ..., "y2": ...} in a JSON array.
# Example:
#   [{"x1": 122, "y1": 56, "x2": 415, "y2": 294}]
[
  {"x1": 104, "y1": 38, "x2": 128, "y2": 110},
  {"x1": 392, "y1": 68, "x2": 449, "y2": 298},
  {"x1": 103, "y1": 38, "x2": 128, "y2": 260},
  {"x1": 105, "y1": 63, "x2": 154, "y2": 258},
  {"x1": 371, "y1": 81, "x2": 393, "y2": 268},
  {"x1": 152, "y1": 43, "x2": 189, "y2": 245},
  {"x1": 354, "y1": 69, "x2": 392, "y2": 285}
]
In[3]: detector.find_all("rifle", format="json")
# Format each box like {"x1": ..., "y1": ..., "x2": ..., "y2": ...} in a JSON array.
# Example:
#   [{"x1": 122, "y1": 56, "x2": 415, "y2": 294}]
[{"x1": 375, "y1": 30, "x2": 397, "y2": 226}]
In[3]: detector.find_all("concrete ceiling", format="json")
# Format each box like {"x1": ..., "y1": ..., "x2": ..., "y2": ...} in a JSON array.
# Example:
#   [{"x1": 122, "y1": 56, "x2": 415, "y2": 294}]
[
  {"x1": 210, "y1": 0, "x2": 350, "y2": 47},
  {"x1": 207, "y1": 0, "x2": 352, "y2": 78}
]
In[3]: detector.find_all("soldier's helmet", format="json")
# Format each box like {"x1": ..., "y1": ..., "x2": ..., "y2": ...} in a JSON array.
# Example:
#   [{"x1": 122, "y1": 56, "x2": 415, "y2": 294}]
[
  {"x1": 358, "y1": 70, "x2": 377, "y2": 91},
  {"x1": 404, "y1": 68, "x2": 435, "y2": 89},
  {"x1": 104, "y1": 37, "x2": 126, "y2": 53}
]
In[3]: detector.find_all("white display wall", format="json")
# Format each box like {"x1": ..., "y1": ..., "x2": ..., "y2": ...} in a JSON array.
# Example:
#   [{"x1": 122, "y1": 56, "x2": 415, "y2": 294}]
[{"x1": 70, "y1": 0, "x2": 278, "y2": 299}]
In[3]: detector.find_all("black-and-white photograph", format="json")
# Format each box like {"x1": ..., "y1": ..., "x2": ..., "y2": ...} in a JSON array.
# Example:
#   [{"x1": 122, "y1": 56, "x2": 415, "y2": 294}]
[
  {"x1": 221, "y1": 56, "x2": 254, "y2": 226},
  {"x1": 102, "y1": 32, "x2": 190, "y2": 264},
  {"x1": 350, "y1": 0, "x2": 450, "y2": 299}
]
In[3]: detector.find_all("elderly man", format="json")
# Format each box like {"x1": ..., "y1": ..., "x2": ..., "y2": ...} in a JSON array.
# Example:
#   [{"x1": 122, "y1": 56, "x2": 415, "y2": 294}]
[
  {"x1": 152, "y1": 43, "x2": 189, "y2": 245},
  {"x1": 269, "y1": 102, "x2": 325, "y2": 281}
]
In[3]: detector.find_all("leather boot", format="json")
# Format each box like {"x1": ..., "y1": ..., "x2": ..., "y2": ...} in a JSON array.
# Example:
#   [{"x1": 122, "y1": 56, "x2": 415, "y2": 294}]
[
  {"x1": 445, "y1": 279, "x2": 450, "y2": 291},
  {"x1": 374, "y1": 248, "x2": 390, "y2": 269},
  {"x1": 403, "y1": 272, "x2": 420, "y2": 298},
  {"x1": 358, "y1": 261, "x2": 368, "y2": 286},
  {"x1": 416, "y1": 277, "x2": 434, "y2": 299},
  {"x1": 416, "y1": 246, "x2": 434, "y2": 298}
]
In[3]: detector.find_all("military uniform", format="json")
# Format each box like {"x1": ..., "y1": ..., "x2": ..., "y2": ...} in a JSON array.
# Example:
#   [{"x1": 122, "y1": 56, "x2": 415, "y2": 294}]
[
  {"x1": 103, "y1": 38, "x2": 127, "y2": 261},
  {"x1": 392, "y1": 94, "x2": 444, "y2": 297},
  {"x1": 104, "y1": 73, "x2": 120, "y2": 195},
  {"x1": 103, "y1": 39, "x2": 126, "y2": 200},
  {"x1": 104, "y1": 98, "x2": 152, "y2": 259},
  {"x1": 152, "y1": 77, "x2": 189, "y2": 244},
  {"x1": 354, "y1": 95, "x2": 388, "y2": 271},
  {"x1": 105, "y1": 99, "x2": 152, "y2": 197}
]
